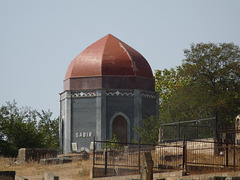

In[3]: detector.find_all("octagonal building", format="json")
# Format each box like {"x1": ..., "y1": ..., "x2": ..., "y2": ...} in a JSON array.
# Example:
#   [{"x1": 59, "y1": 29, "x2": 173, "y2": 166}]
[{"x1": 60, "y1": 34, "x2": 159, "y2": 154}]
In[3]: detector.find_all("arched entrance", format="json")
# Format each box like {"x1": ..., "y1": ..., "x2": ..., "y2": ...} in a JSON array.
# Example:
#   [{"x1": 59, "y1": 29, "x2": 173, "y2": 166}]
[{"x1": 112, "y1": 115, "x2": 127, "y2": 143}]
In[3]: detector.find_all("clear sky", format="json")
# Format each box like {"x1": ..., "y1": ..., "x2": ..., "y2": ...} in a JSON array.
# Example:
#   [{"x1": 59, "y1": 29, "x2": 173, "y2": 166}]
[{"x1": 0, "y1": 0, "x2": 240, "y2": 118}]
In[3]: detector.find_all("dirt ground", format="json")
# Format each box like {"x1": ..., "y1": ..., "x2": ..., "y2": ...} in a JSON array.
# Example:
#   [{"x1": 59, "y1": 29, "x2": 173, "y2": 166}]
[{"x1": 0, "y1": 156, "x2": 92, "y2": 180}]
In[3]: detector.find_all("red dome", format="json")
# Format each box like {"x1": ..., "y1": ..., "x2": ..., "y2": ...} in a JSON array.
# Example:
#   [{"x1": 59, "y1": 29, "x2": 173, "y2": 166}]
[{"x1": 65, "y1": 34, "x2": 153, "y2": 80}]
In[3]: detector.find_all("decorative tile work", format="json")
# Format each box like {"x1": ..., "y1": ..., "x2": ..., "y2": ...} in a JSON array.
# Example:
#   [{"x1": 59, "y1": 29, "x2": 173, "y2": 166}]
[
  {"x1": 106, "y1": 90, "x2": 134, "y2": 97},
  {"x1": 142, "y1": 92, "x2": 156, "y2": 99},
  {"x1": 71, "y1": 91, "x2": 96, "y2": 97}
]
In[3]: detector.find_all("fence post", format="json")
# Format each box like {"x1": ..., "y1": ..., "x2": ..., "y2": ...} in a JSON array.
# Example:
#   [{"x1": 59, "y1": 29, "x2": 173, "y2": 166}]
[
  {"x1": 92, "y1": 136, "x2": 95, "y2": 178},
  {"x1": 105, "y1": 150, "x2": 108, "y2": 175},
  {"x1": 183, "y1": 139, "x2": 185, "y2": 169},
  {"x1": 178, "y1": 120, "x2": 181, "y2": 141},
  {"x1": 226, "y1": 137, "x2": 229, "y2": 167},
  {"x1": 234, "y1": 134, "x2": 236, "y2": 172},
  {"x1": 138, "y1": 140, "x2": 141, "y2": 174},
  {"x1": 196, "y1": 120, "x2": 199, "y2": 139},
  {"x1": 182, "y1": 137, "x2": 188, "y2": 176}
]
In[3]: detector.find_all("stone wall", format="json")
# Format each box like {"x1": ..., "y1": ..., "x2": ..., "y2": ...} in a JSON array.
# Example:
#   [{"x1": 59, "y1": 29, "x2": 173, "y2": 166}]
[
  {"x1": 71, "y1": 96, "x2": 97, "y2": 151},
  {"x1": 18, "y1": 148, "x2": 57, "y2": 163}
]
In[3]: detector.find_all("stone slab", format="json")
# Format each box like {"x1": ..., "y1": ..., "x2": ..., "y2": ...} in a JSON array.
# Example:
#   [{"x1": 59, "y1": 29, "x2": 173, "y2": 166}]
[
  {"x1": 15, "y1": 175, "x2": 28, "y2": 180},
  {"x1": 44, "y1": 171, "x2": 59, "y2": 180},
  {"x1": 18, "y1": 148, "x2": 57, "y2": 163}
]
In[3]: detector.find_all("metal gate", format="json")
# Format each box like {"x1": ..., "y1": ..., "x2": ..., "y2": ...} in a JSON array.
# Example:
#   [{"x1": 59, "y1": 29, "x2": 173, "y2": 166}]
[
  {"x1": 92, "y1": 129, "x2": 240, "y2": 177},
  {"x1": 92, "y1": 140, "x2": 183, "y2": 177}
]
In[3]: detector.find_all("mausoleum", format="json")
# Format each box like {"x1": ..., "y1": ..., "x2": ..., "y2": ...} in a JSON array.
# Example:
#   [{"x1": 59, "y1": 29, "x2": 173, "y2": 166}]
[{"x1": 60, "y1": 34, "x2": 159, "y2": 154}]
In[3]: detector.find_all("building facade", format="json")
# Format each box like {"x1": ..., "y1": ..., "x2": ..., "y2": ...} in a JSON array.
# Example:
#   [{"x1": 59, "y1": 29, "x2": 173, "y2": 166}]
[{"x1": 60, "y1": 34, "x2": 159, "y2": 154}]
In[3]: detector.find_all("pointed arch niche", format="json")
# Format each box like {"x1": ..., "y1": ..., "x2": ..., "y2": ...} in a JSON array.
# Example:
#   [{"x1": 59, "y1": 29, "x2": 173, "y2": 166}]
[{"x1": 109, "y1": 112, "x2": 131, "y2": 143}]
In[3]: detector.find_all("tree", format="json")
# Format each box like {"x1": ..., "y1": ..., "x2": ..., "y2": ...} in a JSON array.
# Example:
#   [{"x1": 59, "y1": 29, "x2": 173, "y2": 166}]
[
  {"x1": 0, "y1": 101, "x2": 59, "y2": 157},
  {"x1": 103, "y1": 134, "x2": 121, "y2": 150},
  {"x1": 154, "y1": 42, "x2": 240, "y2": 142},
  {"x1": 179, "y1": 43, "x2": 240, "y2": 129},
  {"x1": 0, "y1": 101, "x2": 42, "y2": 156},
  {"x1": 155, "y1": 68, "x2": 191, "y2": 123},
  {"x1": 37, "y1": 110, "x2": 59, "y2": 150},
  {"x1": 135, "y1": 116, "x2": 160, "y2": 145}
]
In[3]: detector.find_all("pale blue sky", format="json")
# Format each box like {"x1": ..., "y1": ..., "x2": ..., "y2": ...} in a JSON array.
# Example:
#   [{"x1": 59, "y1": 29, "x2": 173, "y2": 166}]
[{"x1": 0, "y1": 0, "x2": 240, "y2": 117}]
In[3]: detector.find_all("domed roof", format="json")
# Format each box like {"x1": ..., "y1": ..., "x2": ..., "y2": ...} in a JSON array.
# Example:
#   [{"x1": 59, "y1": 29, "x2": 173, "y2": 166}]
[{"x1": 65, "y1": 34, "x2": 153, "y2": 80}]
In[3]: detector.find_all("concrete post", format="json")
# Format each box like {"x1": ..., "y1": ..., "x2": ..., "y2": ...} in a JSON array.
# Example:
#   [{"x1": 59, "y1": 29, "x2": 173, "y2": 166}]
[
  {"x1": 235, "y1": 115, "x2": 240, "y2": 145},
  {"x1": 64, "y1": 91, "x2": 72, "y2": 154},
  {"x1": 134, "y1": 89, "x2": 142, "y2": 140},
  {"x1": 96, "y1": 90, "x2": 106, "y2": 150},
  {"x1": 158, "y1": 126, "x2": 163, "y2": 144},
  {"x1": 140, "y1": 152, "x2": 153, "y2": 180}
]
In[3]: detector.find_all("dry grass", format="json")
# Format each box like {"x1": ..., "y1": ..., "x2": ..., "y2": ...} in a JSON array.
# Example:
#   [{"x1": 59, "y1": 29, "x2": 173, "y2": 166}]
[{"x1": 0, "y1": 156, "x2": 92, "y2": 180}]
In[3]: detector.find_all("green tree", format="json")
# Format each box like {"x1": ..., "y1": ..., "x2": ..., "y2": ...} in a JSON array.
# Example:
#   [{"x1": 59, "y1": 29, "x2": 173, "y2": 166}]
[
  {"x1": 103, "y1": 134, "x2": 121, "y2": 150},
  {"x1": 0, "y1": 101, "x2": 59, "y2": 157},
  {"x1": 155, "y1": 68, "x2": 191, "y2": 123},
  {"x1": 135, "y1": 116, "x2": 160, "y2": 145},
  {"x1": 154, "y1": 42, "x2": 240, "y2": 141},
  {"x1": 179, "y1": 42, "x2": 240, "y2": 128},
  {"x1": 0, "y1": 101, "x2": 42, "y2": 156},
  {"x1": 37, "y1": 110, "x2": 59, "y2": 150}
]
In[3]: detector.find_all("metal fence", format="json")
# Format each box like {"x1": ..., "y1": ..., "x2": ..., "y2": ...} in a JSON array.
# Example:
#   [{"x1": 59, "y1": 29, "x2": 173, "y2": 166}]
[
  {"x1": 185, "y1": 139, "x2": 240, "y2": 173},
  {"x1": 160, "y1": 117, "x2": 216, "y2": 142},
  {"x1": 92, "y1": 129, "x2": 240, "y2": 177},
  {"x1": 92, "y1": 140, "x2": 183, "y2": 177},
  {"x1": 93, "y1": 142, "x2": 141, "y2": 176}
]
